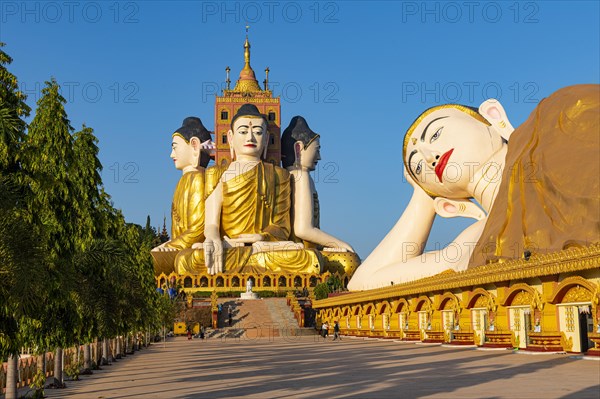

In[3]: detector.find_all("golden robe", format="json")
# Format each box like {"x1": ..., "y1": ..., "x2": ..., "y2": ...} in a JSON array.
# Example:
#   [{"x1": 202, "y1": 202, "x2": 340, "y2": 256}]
[
  {"x1": 469, "y1": 84, "x2": 600, "y2": 267},
  {"x1": 175, "y1": 162, "x2": 323, "y2": 274},
  {"x1": 169, "y1": 171, "x2": 205, "y2": 249},
  {"x1": 152, "y1": 170, "x2": 206, "y2": 275}
]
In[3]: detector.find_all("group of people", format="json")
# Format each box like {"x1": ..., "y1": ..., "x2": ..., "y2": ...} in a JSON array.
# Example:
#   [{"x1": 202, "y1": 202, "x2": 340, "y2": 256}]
[
  {"x1": 186, "y1": 325, "x2": 206, "y2": 340},
  {"x1": 321, "y1": 320, "x2": 341, "y2": 341}
]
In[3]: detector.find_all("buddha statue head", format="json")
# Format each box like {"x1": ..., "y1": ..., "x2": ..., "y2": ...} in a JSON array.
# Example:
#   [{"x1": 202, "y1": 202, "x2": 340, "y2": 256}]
[
  {"x1": 171, "y1": 116, "x2": 212, "y2": 173},
  {"x1": 403, "y1": 101, "x2": 511, "y2": 200},
  {"x1": 281, "y1": 116, "x2": 321, "y2": 171},
  {"x1": 228, "y1": 104, "x2": 269, "y2": 161}
]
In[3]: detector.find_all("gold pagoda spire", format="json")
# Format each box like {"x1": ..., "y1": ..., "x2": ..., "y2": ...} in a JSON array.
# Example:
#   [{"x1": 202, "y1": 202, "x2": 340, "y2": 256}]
[
  {"x1": 233, "y1": 30, "x2": 262, "y2": 93},
  {"x1": 243, "y1": 36, "x2": 251, "y2": 68}
]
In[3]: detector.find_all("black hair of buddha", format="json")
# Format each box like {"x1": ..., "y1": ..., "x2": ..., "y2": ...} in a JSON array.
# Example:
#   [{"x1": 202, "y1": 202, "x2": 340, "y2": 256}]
[
  {"x1": 230, "y1": 103, "x2": 267, "y2": 129},
  {"x1": 174, "y1": 116, "x2": 212, "y2": 168},
  {"x1": 281, "y1": 116, "x2": 320, "y2": 168}
]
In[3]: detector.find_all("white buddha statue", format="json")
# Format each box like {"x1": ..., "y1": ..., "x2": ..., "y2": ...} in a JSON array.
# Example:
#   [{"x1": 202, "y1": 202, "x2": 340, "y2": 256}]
[
  {"x1": 349, "y1": 84, "x2": 600, "y2": 290},
  {"x1": 281, "y1": 116, "x2": 360, "y2": 276}
]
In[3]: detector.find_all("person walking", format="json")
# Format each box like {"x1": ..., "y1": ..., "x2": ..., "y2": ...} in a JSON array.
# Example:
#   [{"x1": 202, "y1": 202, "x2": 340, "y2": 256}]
[
  {"x1": 321, "y1": 321, "x2": 329, "y2": 339},
  {"x1": 227, "y1": 305, "x2": 233, "y2": 327},
  {"x1": 333, "y1": 320, "x2": 341, "y2": 341}
]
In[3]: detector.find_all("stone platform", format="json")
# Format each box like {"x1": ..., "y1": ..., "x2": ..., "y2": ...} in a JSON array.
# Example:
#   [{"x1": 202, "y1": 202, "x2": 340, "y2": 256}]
[{"x1": 42, "y1": 335, "x2": 600, "y2": 399}]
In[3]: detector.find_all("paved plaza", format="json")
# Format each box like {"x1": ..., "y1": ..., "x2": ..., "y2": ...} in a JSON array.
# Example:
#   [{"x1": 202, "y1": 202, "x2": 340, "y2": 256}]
[{"x1": 43, "y1": 335, "x2": 600, "y2": 399}]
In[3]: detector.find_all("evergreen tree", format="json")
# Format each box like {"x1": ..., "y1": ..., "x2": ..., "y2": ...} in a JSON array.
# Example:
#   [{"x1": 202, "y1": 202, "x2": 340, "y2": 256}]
[
  {"x1": 0, "y1": 171, "x2": 49, "y2": 360},
  {"x1": 0, "y1": 52, "x2": 164, "y2": 394},
  {"x1": 19, "y1": 79, "x2": 81, "y2": 386},
  {"x1": 0, "y1": 42, "x2": 30, "y2": 173},
  {"x1": 21, "y1": 78, "x2": 78, "y2": 262},
  {"x1": 72, "y1": 124, "x2": 103, "y2": 247}
]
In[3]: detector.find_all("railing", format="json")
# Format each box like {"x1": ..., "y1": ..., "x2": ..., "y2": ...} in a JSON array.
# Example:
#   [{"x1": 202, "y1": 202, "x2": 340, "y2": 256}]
[{"x1": 1, "y1": 336, "x2": 151, "y2": 394}]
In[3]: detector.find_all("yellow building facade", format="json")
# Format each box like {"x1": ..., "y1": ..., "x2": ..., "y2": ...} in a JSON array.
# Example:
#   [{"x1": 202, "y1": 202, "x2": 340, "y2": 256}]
[{"x1": 314, "y1": 245, "x2": 600, "y2": 355}]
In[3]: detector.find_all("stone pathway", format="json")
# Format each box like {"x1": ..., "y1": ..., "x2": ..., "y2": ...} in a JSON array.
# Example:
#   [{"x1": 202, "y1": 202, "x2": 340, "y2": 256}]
[{"x1": 40, "y1": 336, "x2": 600, "y2": 399}]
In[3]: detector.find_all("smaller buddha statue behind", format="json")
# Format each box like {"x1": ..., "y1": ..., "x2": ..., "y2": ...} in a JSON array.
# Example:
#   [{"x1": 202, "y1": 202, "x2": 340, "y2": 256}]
[
  {"x1": 151, "y1": 117, "x2": 213, "y2": 275},
  {"x1": 281, "y1": 116, "x2": 360, "y2": 276}
]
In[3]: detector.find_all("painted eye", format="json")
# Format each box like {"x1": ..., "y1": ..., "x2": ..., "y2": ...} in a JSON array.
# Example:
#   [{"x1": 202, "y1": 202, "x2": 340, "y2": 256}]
[
  {"x1": 415, "y1": 160, "x2": 422, "y2": 175},
  {"x1": 430, "y1": 127, "x2": 443, "y2": 143}
]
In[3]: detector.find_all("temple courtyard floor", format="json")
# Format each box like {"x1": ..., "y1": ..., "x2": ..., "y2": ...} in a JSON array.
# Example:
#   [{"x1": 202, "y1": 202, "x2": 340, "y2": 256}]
[{"x1": 43, "y1": 335, "x2": 600, "y2": 399}]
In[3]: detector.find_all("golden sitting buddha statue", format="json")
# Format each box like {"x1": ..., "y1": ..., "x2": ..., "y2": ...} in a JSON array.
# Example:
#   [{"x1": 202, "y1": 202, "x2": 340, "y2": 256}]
[
  {"x1": 281, "y1": 116, "x2": 361, "y2": 276},
  {"x1": 174, "y1": 104, "x2": 323, "y2": 275},
  {"x1": 151, "y1": 117, "x2": 213, "y2": 275}
]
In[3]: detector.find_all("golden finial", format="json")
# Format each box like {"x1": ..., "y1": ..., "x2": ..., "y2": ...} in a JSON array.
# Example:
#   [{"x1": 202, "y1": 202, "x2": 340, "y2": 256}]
[
  {"x1": 244, "y1": 36, "x2": 251, "y2": 67},
  {"x1": 225, "y1": 66, "x2": 231, "y2": 90}
]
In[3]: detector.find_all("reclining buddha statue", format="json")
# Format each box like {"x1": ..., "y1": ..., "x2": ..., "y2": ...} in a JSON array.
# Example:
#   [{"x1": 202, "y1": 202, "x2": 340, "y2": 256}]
[{"x1": 348, "y1": 84, "x2": 599, "y2": 290}]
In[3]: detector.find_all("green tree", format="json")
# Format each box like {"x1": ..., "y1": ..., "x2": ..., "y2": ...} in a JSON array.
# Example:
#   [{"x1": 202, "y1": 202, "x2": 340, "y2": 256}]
[
  {"x1": 0, "y1": 176, "x2": 49, "y2": 399},
  {"x1": 72, "y1": 124, "x2": 103, "y2": 247},
  {"x1": 20, "y1": 78, "x2": 81, "y2": 387},
  {"x1": 0, "y1": 42, "x2": 30, "y2": 173},
  {"x1": 314, "y1": 275, "x2": 344, "y2": 300},
  {"x1": 21, "y1": 78, "x2": 78, "y2": 260}
]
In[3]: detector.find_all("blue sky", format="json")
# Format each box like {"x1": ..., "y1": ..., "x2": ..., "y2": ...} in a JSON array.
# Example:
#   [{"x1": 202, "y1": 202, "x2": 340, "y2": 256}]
[{"x1": 2, "y1": 1, "x2": 599, "y2": 259}]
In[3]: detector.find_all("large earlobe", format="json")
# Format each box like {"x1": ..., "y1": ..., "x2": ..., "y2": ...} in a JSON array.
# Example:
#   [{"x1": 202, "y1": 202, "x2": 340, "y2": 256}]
[
  {"x1": 478, "y1": 99, "x2": 515, "y2": 141},
  {"x1": 294, "y1": 141, "x2": 303, "y2": 167},
  {"x1": 189, "y1": 137, "x2": 201, "y2": 166},
  {"x1": 433, "y1": 197, "x2": 486, "y2": 220},
  {"x1": 227, "y1": 130, "x2": 234, "y2": 160}
]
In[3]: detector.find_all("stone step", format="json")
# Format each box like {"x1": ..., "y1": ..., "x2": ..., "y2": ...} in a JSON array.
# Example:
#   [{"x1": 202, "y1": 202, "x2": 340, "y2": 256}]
[{"x1": 214, "y1": 298, "x2": 299, "y2": 330}]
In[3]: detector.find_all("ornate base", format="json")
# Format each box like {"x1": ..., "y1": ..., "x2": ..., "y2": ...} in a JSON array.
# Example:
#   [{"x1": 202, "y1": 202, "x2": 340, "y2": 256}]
[
  {"x1": 586, "y1": 333, "x2": 600, "y2": 356},
  {"x1": 423, "y1": 331, "x2": 445, "y2": 343},
  {"x1": 240, "y1": 292, "x2": 259, "y2": 300},
  {"x1": 403, "y1": 330, "x2": 421, "y2": 341},
  {"x1": 450, "y1": 331, "x2": 475, "y2": 345},
  {"x1": 483, "y1": 331, "x2": 514, "y2": 348},
  {"x1": 527, "y1": 332, "x2": 564, "y2": 352}
]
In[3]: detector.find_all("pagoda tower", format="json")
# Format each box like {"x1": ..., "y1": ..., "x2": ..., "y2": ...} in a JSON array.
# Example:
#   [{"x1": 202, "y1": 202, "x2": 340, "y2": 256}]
[{"x1": 214, "y1": 36, "x2": 281, "y2": 166}]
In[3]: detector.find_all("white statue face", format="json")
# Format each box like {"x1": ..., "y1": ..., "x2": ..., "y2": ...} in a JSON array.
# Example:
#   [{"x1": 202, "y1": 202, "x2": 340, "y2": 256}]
[
  {"x1": 405, "y1": 108, "x2": 505, "y2": 198},
  {"x1": 170, "y1": 135, "x2": 196, "y2": 171},
  {"x1": 229, "y1": 116, "x2": 268, "y2": 161},
  {"x1": 299, "y1": 137, "x2": 321, "y2": 171}
]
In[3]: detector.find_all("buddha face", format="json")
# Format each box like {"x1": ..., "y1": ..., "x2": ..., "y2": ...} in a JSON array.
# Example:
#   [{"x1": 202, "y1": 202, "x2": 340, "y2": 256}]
[
  {"x1": 229, "y1": 116, "x2": 268, "y2": 161},
  {"x1": 405, "y1": 107, "x2": 505, "y2": 198},
  {"x1": 299, "y1": 137, "x2": 321, "y2": 171},
  {"x1": 171, "y1": 135, "x2": 197, "y2": 171}
]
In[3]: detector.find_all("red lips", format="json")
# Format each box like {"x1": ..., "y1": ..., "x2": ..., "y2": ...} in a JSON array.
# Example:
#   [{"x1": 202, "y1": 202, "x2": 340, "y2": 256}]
[
  {"x1": 244, "y1": 144, "x2": 257, "y2": 147},
  {"x1": 435, "y1": 149, "x2": 454, "y2": 182}
]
